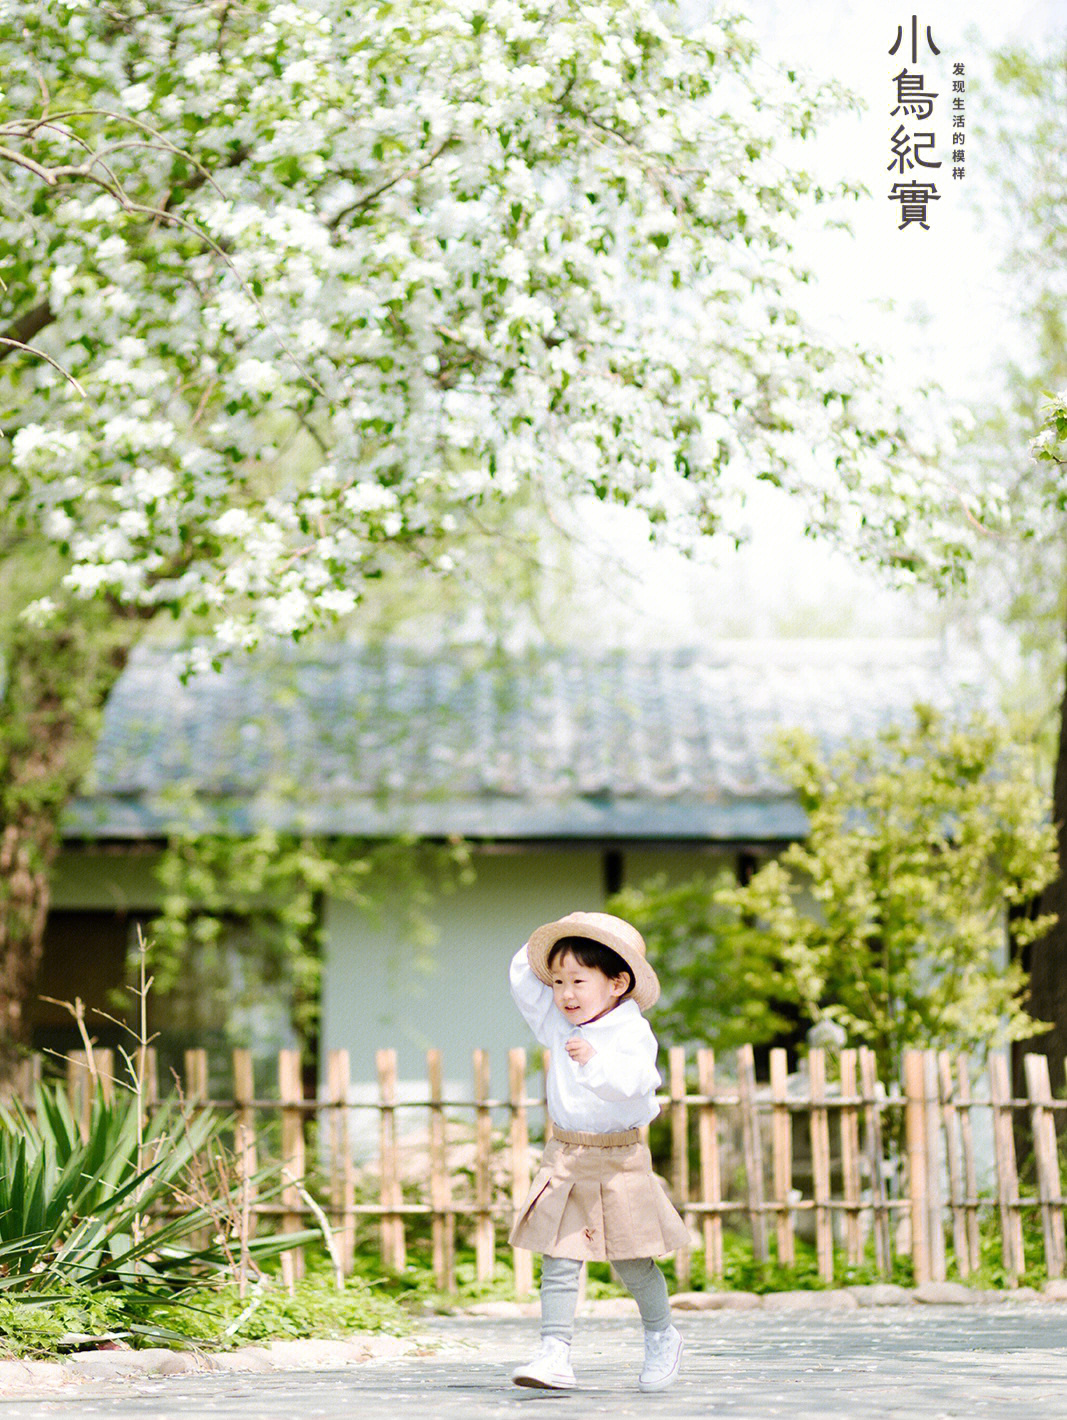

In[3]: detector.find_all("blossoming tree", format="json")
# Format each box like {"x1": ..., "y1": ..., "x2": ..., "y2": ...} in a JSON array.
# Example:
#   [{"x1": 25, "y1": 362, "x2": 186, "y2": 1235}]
[{"x1": 0, "y1": 0, "x2": 966, "y2": 1059}]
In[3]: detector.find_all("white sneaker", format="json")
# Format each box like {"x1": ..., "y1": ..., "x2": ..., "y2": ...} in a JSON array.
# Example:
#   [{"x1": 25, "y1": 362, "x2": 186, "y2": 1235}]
[
  {"x1": 638, "y1": 1323, "x2": 683, "y2": 1391},
  {"x1": 511, "y1": 1335, "x2": 577, "y2": 1389}
]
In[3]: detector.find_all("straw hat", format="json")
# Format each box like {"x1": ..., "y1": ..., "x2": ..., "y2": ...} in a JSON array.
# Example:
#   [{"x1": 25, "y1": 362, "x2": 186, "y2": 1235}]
[{"x1": 525, "y1": 911, "x2": 660, "y2": 1011}]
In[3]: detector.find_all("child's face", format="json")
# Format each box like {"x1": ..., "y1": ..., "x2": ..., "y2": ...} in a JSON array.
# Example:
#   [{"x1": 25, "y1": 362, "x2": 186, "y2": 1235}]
[{"x1": 550, "y1": 950, "x2": 629, "y2": 1026}]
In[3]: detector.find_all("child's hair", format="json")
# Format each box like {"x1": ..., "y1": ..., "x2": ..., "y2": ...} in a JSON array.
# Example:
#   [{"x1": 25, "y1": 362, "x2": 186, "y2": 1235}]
[{"x1": 547, "y1": 935, "x2": 635, "y2": 998}]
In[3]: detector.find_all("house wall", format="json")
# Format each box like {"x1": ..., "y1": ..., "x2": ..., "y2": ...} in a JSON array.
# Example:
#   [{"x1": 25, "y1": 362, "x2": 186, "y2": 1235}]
[
  {"x1": 320, "y1": 843, "x2": 738, "y2": 1096},
  {"x1": 322, "y1": 847, "x2": 599, "y2": 1091},
  {"x1": 50, "y1": 849, "x2": 163, "y2": 911},
  {"x1": 47, "y1": 840, "x2": 740, "y2": 1107}
]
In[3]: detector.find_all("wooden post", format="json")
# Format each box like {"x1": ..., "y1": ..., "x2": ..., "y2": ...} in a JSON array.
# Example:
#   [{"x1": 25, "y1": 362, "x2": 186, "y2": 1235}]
[
  {"x1": 279, "y1": 1048, "x2": 306, "y2": 1286},
  {"x1": 697, "y1": 1049, "x2": 723, "y2": 1278},
  {"x1": 97, "y1": 1048, "x2": 115, "y2": 1103},
  {"x1": 67, "y1": 1050, "x2": 92, "y2": 1140},
  {"x1": 427, "y1": 1049, "x2": 455, "y2": 1293},
  {"x1": 669, "y1": 1046, "x2": 691, "y2": 1287},
  {"x1": 184, "y1": 1044, "x2": 212, "y2": 1252},
  {"x1": 903, "y1": 1050, "x2": 930, "y2": 1285},
  {"x1": 473, "y1": 1048, "x2": 494, "y2": 1282},
  {"x1": 143, "y1": 1047, "x2": 159, "y2": 1107},
  {"x1": 769, "y1": 1048, "x2": 795, "y2": 1268},
  {"x1": 182, "y1": 1045, "x2": 213, "y2": 1251},
  {"x1": 955, "y1": 1056, "x2": 980, "y2": 1276},
  {"x1": 377, "y1": 1048, "x2": 405, "y2": 1273},
  {"x1": 737, "y1": 1044, "x2": 767, "y2": 1262},
  {"x1": 232, "y1": 1048, "x2": 258, "y2": 1292},
  {"x1": 327, "y1": 1049, "x2": 355, "y2": 1273},
  {"x1": 938, "y1": 1051, "x2": 970, "y2": 1278},
  {"x1": 859, "y1": 1047, "x2": 890, "y2": 1275},
  {"x1": 808, "y1": 1047, "x2": 833, "y2": 1283},
  {"x1": 15, "y1": 1055, "x2": 41, "y2": 1116},
  {"x1": 922, "y1": 1051, "x2": 946, "y2": 1282},
  {"x1": 839, "y1": 1049, "x2": 862, "y2": 1267},
  {"x1": 509, "y1": 1048, "x2": 533, "y2": 1299},
  {"x1": 988, "y1": 1053, "x2": 1024, "y2": 1284},
  {"x1": 184, "y1": 1048, "x2": 208, "y2": 1105},
  {"x1": 1024, "y1": 1052, "x2": 1066, "y2": 1279}
]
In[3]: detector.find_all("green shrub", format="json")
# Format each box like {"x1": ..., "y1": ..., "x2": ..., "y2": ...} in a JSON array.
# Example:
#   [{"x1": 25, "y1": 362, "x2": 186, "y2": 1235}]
[{"x1": 0, "y1": 1080, "x2": 316, "y2": 1294}]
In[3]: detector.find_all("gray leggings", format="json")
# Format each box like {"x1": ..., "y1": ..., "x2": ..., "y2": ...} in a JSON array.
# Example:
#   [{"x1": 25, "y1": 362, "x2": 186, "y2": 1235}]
[{"x1": 540, "y1": 1255, "x2": 670, "y2": 1342}]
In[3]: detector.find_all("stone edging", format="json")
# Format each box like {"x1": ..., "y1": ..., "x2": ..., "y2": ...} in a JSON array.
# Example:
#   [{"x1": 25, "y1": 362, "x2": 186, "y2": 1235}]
[
  {"x1": 5, "y1": 1280, "x2": 1067, "y2": 1396},
  {"x1": 461, "y1": 1277, "x2": 1067, "y2": 1317}
]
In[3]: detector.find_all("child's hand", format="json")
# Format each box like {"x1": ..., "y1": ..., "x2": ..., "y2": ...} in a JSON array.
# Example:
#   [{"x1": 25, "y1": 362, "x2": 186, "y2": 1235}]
[{"x1": 565, "y1": 1037, "x2": 595, "y2": 1065}]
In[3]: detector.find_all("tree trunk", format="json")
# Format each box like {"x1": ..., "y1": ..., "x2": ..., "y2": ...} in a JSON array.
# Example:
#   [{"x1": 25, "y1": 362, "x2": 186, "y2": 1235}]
[
  {"x1": 1014, "y1": 628, "x2": 1067, "y2": 1099},
  {"x1": 0, "y1": 604, "x2": 142, "y2": 1077}
]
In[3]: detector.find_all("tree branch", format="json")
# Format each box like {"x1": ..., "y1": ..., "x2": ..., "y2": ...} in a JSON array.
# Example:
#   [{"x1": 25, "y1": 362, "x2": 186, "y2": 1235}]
[
  {"x1": 327, "y1": 137, "x2": 454, "y2": 230},
  {"x1": 0, "y1": 336, "x2": 85, "y2": 393},
  {"x1": 0, "y1": 300, "x2": 55, "y2": 363}
]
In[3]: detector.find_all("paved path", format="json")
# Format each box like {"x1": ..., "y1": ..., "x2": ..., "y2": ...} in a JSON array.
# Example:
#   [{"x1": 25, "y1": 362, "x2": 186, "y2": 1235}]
[{"x1": 2, "y1": 1307, "x2": 1067, "y2": 1419}]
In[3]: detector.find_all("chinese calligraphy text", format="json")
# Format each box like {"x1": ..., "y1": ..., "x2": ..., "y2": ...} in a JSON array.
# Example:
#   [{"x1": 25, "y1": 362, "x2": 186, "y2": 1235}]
[{"x1": 886, "y1": 17, "x2": 963, "y2": 229}]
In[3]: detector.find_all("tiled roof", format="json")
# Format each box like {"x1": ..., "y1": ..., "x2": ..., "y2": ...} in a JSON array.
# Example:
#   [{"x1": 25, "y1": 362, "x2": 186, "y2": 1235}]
[{"x1": 64, "y1": 638, "x2": 987, "y2": 842}]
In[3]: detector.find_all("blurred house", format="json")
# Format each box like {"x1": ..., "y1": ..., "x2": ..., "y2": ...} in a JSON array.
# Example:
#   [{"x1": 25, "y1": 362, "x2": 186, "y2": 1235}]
[{"x1": 44, "y1": 637, "x2": 985, "y2": 1089}]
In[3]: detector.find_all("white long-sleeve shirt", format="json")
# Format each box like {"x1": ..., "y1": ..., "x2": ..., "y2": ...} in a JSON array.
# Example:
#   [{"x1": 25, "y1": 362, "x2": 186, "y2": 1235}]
[{"x1": 509, "y1": 945, "x2": 662, "y2": 1132}]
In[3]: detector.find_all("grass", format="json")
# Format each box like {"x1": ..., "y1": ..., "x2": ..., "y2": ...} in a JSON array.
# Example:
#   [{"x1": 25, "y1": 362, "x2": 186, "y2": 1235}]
[{"x1": 0, "y1": 1268, "x2": 413, "y2": 1360}]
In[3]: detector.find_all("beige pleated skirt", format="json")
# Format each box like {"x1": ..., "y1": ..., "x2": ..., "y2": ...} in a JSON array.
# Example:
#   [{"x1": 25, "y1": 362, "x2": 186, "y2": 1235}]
[{"x1": 508, "y1": 1125, "x2": 690, "y2": 1262}]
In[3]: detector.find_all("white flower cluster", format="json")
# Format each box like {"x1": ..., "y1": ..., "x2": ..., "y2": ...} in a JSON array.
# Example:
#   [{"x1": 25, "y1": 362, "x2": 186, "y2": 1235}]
[{"x1": 0, "y1": 0, "x2": 955, "y2": 656}]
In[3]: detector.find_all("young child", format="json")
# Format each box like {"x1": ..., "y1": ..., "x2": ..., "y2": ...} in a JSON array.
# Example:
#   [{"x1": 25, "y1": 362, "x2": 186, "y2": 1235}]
[{"x1": 507, "y1": 910, "x2": 688, "y2": 1392}]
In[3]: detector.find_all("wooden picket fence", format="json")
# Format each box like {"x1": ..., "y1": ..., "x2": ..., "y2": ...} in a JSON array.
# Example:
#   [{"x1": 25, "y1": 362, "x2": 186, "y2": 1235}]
[{"x1": 14, "y1": 1041, "x2": 1067, "y2": 1294}]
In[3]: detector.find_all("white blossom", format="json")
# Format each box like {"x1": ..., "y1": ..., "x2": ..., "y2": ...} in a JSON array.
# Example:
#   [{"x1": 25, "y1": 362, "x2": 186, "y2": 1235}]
[
  {"x1": 231, "y1": 358, "x2": 280, "y2": 397},
  {"x1": 19, "y1": 596, "x2": 59, "y2": 626},
  {"x1": 214, "y1": 509, "x2": 255, "y2": 538},
  {"x1": 44, "y1": 508, "x2": 74, "y2": 539},
  {"x1": 316, "y1": 586, "x2": 358, "y2": 616},
  {"x1": 119, "y1": 82, "x2": 153, "y2": 110},
  {"x1": 262, "y1": 589, "x2": 312, "y2": 635},
  {"x1": 343, "y1": 483, "x2": 399, "y2": 515},
  {"x1": 0, "y1": 0, "x2": 959, "y2": 658}
]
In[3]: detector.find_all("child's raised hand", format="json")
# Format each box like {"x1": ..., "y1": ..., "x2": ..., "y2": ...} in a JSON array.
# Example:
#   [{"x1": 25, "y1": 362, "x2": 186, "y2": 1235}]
[{"x1": 565, "y1": 1037, "x2": 595, "y2": 1065}]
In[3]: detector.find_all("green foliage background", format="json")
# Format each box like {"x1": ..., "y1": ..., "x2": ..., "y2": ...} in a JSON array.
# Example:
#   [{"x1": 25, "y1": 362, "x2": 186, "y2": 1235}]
[{"x1": 613, "y1": 708, "x2": 1057, "y2": 1078}]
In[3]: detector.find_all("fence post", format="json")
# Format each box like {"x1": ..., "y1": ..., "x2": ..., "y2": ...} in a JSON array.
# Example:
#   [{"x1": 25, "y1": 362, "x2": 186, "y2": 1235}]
[
  {"x1": 182, "y1": 1044, "x2": 213, "y2": 1248},
  {"x1": 327, "y1": 1049, "x2": 355, "y2": 1274},
  {"x1": 67, "y1": 1050, "x2": 92, "y2": 1140},
  {"x1": 183, "y1": 1041, "x2": 209, "y2": 1258},
  {"x1": 1024, "y1": 1052, "x2": 1066, "y2": 1280},
  {"x1": 232, "y1": 1048, "x2": 258, "y2": 1292},
  {"x1": 769, "y1": 1048, "x2": 795, "y2": 1268},
  {"x1": 15, "y1": 1055, "x2": 41, "y2": 1118},
  {"x1": 509, "y1": 1048, "x2": 533, "y2": 1299},
  {"x1": 232, "y1": 1049, "x2": 258, "y2": 1182},
  {"x1": 427, "y1": 1049, "x2": 455, "y2": 1293},
  {"x1": 903, "y1": 1050, "x2": 930, "y2": 1285},
  {"x1": 473, "y1": 1049, "x2": 494, "y2": 1282},
  {"x1": 279, "y1": 1048, "x2": 306, "y2": 1286},
  {"x1": 989, "y1": 1052, "x2": 1024, "y2": 1285},
  {"x1": 142, "y1": 1047, "x2": 159, "y2": 1108},
  {"x1": 696, "y1": 1049, "x2": 723, "y2": 1278},
  {"x1": 839, "y1": 1049, "x2": 862, "y2": 1267},
  {"x1": 377, "y1": 1048, "x2": 405, "y2": 1273},
  {"x1": 858, "y1": 1047, "x2": 890, "y2": 1275},
  {"x1": 808, "y1": 1047, "x2": 833, "y2": 1283},
  {"x1": 738, "y1": 1044, "x2": 767, "y2": 1262},
  {"x1": 922, "y1": 1051, "x2": 946, "y2": 1282},
  {"x1": 938, "y1": 1051, "x2": 969, "y2": 1277},
  {"x1": 97, "y1": 1048, "x2": 115, "y2": 1103},
  {"x1": 669, "y1": 1047, "x2": 691, "y2": 1287},
  {"x1": 183, "y1": 1048, "x2": 208, "y2": 1105},
  {"x1": 955, "y1": 1055, "x2": 980, "y2": 1275}
]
